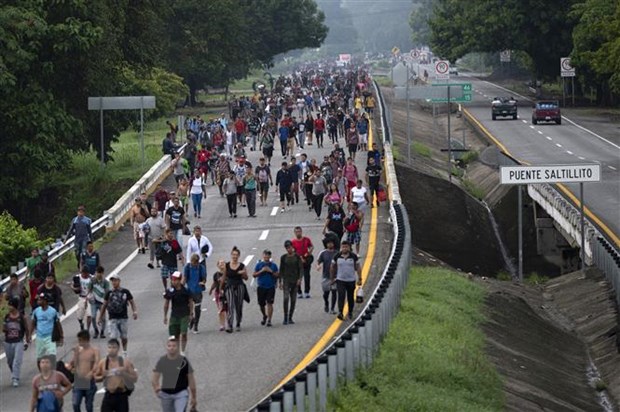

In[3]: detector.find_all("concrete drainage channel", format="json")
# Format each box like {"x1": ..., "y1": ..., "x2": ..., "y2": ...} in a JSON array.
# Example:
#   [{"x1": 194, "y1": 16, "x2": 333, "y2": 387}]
[{"x1": 249, "y1": 81, "x2": 412, "y2": 412}]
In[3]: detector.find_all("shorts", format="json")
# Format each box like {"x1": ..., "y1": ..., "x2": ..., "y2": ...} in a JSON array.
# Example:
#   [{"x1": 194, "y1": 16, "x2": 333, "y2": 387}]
[
  {"x1": 161, "y1": 265, "x2": 176, "y2": 279},
  {"x1": 348, "y1": 144, "x2": 358, "y2": 153},
  {"x1": 236, "y1": 186, "x2": 245, "y2": 195},
  {"x1": 169, "y1": 316, "x2": 190, "y2": 336},
  {"x1": 262, "y1": 146, "x2": 274, "y2": 157},
  {"x1": 109, "y1": 318, "x2": 129, "y2": 339},
  {"x1": 279, "y1": 190, "x2": 291, "y2": 202},
  {"x1": 359, "y1": 133, "x2": 368, "y2": 144},
  {"x1": 257, "y1": 287, "x2": 275, "y2": 306},
  {"x1": 77, "y1": 296, "x2": 91, "y2": 321},
  {"x1": 36, "y1": 335, "x2": 57, "y2": 359},
  {"x1": 259, "y1": 182, "x2": 269, "y2": 193},
  {"x1": 347, "y1": 230, "x2": 362, "y2": 245},
  {"x1": 287, "y1": 138, "x2": 295, "y2": 150},
  {"x1": 133, "y1": 222, "x2": 144, "y2": 240}
]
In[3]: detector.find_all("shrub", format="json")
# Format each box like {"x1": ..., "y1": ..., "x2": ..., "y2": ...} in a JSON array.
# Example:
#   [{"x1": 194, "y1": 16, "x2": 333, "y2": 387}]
[
  {"x1": 0, "y1": 211, "x2": 52, "y2": 276},
  {"x1": 413, "y1": 142, "x2": 431, "y2": 158}
]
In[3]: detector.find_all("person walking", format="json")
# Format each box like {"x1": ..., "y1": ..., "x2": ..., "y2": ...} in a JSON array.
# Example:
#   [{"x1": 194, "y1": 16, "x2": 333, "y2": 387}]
[
  {"x1": 159, "y1": 229, "x2": 184, "y2": 293},
  {"x1": 151, "y1": 338, "x2": 197, "y2": 412},
  {"x1": 97, "y1": 274, "x2": 137, "y2": 357},
  {"x1": 30, "y1": 355, "x2": 72, "y2": 412},
  {"x1": 163, "y1": 272, "x2": 194, "y2": 355},
  {"x1": 184, "y1": 225, "x2": 213, "y2": 273},
  {"x1": 316, "y1": 239, "x2": 338, "y2": 314},
  {"x1": 80, "y1": 242, "x2": 100, "y2": 276},
  {"x1": 223, "y1": 171, "x2": 239, "y2": 218},
  {"x1": 275, "y1": 162, "x2": 293, "y2": 213},
  {"x1": 66, "y1": 205, "x2": 93, "y2": 269},
  {"x1": 146, "y1": 207, "x2": 167, "y2": 269},
  {"x1": 31, "y1": 292, "x2": 63, "y2": 367},
  {"x1": 183, "y1": 254, "x2": 207, "y2": 334},
  {"x1": 324, "y1": 203, "x2": 346, "y2": 246},
  {"x1": 253, "y1": 250, "x2": 279, "y2": 327},
  {"x1": 255, "y1": 157, "x2": 273, "y2": 207},
  {"x1": 365, "y1": 156, "x2": 382, "y2": 207},
  {"x1": 88, "y1": 266, "x2": 110, "y2": 339},
  {"x1": 165, "y1": 197, "x2": 186, "y2": 245},
  {"x1": 3, "y1": 297, "x2": 30, "y2": 387},
  {"x1": 3, "y1": 272, "x2": 29, "y2": 315},
  {"x1": 220, "y1": 246, "x2": 248, "y2": 333},
  {"x1": 291, "y1": 227, "x2": 314, "y2": 299},
  {"x1": 95, "y1": 338, "x2": 138, "y2": 412},
  {"x1": 243, "y1": 166, "x2": 258, "y2": 217},
  {"x1": 279, "y1": 241, "x2": 303, "y2": 325},
  {"x1": 344, "y1": 202, "x2": 365, "y2": 255},
  {"x1": 331, "y1": 240, "x2": 362, "y2": 321},
  {"x1": 67, "y1": 330, "x2": 100, "y2": 412},
  {"x1": 36, "y1": 273, "x2": 66, "y2": 315},
  {"x1": 309, "y1": 169, "x2": 328, "y2": 220},
  {"x1": 71, "y1": 267, "x2": 93, "y2": 332},
  {"x1": 189, "y1": 172, "x2": 205, "y2": 219},
  {"x1": 209, "y1": 259, "x2": 227, "y2": 332}
]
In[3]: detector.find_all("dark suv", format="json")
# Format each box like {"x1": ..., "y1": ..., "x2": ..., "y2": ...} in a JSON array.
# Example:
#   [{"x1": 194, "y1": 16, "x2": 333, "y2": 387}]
[{"x1": 532, "y1": 100, "x2": 561, "y2": 125}]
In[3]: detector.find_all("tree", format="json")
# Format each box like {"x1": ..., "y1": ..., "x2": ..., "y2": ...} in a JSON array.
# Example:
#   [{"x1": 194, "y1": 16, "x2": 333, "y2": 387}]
[{"x1": 410, "y1": 0, "x2": 435, "y2": 47}]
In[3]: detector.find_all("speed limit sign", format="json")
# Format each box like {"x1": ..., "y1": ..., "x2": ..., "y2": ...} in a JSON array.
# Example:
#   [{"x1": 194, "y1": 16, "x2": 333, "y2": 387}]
[
  {"x1": 435, "y1": 60, "x2": 450, "y2": 80},
  {"x1": 560, "y1": 57, "x2": 575, "y2": 77}
]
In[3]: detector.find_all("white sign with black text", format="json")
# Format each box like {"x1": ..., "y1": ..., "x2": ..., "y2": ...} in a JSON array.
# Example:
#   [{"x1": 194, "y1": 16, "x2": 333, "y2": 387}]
[{"x1": 500, "y1": 164, "x2": 600, "y2": 185}]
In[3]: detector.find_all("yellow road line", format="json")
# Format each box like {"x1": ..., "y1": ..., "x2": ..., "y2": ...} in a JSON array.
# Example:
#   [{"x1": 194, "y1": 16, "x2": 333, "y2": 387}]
[
  {"x1": 464, "y1": 108, "x2": 620, "y2": 248},
  {"x1": 272, "y1": 117, "x2": 380, "y2": 390}
]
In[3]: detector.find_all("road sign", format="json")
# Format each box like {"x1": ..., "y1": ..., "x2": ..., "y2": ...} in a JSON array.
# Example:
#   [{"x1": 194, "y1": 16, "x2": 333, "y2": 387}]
[
  {"x1": 395, "y1": 86, "x2": 464, "y2": 100},
  {"x1": 391, "y1": 63, "x2": 409, "y2": 87},
  {"x1": 435, "y1": 60, "x2": 450, "y2": 80},
  {"x1": 560, "y1": 57, "x2": 575, "y2": 77},
  {"x1": 500, "y1": 50, "x2": 511, "y2": 62},
  {"x1": 391, "y1": 46, "x2": 400, "y2": 55},
  {"x1": 88, "y1": 96, "x2": 156, "y2": 110},
  {"x1": 430, "y1": 83, "x2": 472, "y2": 102},
  {"x1": 500, "y1": 164, "x2": 600, "y2": 185},
  {"x1": 410, "y1": 49, "x2": 420, "y2": 59}
]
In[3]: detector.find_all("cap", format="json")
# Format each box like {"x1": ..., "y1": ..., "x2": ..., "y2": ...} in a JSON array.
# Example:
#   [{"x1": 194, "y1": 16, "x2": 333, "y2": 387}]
[
  {"x1": 109, "y1": 274, "x2": 121, "y2": 280},
  {"x1": 171, "y1": 271, "x2": 182, "y2": 279}
]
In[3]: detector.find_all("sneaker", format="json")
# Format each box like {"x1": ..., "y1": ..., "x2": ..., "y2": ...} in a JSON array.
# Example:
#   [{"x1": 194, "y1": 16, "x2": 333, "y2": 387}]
[
  {"x1": 283, "y1": 318, "x2": 289, "y2": 325},
  {"x1": 156, "y1": 263, "x2": 161, "y2": 268},
  {"x1": 93, "y1": 331, "x2": 99, "y2": 339},
  {"x1": 226, "y1": 328, "x2": 233, "y2": 333},
  {"x1": 337, "y1": 313, "x2": 344, "y2": 320},
  {"x1": 261, "y1": 316, "x2": 267, "y2": 326},
  {"x1": 280, "y1": 208, "x2": 285, "y2": 213},
  {"x1": 233, "y1": 214, "x2": 237, "y2": 218},
  {"x1": 305, "y1": 293, "x2": 311, "y2": 299},
  {"x1": 100, "y1": 333, "x2": 106, "y2": 339},
  {"x1": 192, "y1": 328, "x2": 199, "y2": 335},
  {"x1": 324, "y1": 304, "x2": 329, "y2": 313},
  {"x1": 219, "y1": 326, "x2": 225, "y2": 332},
  {"x1": 147, "y1": 263, "x2": 154, "y2": 269},
  {"x1": 236, "y1": 326, "x2": 241, "y2": 332},
  {"x1": 266, "y1": 321, "x2": 272, "y2": 327},
  {"x1": 288, "y1": 318, "x2": 295, "y2": 325},
  {"x1": 12, "y1": 379, "x2": 19, "y2": 387},
  {"x1": 330, "y1": 310, "x2": 337, "y2": 315}
]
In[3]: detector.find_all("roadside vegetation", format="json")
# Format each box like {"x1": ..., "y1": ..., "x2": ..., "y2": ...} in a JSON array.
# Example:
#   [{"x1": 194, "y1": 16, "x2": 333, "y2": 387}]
[{"x1": 329, "y1": 266, "x2": 503, "y2": 411}]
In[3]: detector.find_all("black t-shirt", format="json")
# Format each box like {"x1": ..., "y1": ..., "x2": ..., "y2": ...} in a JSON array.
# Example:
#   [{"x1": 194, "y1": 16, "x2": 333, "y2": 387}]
[
  {"x1": 160, "y1": 239, "x2": 182, "y2": 268},
  {"x1": 166, "y1": 206, "x2": 185, "y2": 231},
  {"x1": 366, "y1": 164, "x2": 382, "y2": 182},
  {"x1": 36, "y1": 284, "x2": 62, "y2": 311},
  {"x1": 225, "y1": 262, "x2": 246, "y2": 288},
  {"x1": 327, "y1": 209, "x2": 345, "y2": 233},
  {"x1": 154, "y1": 355, "x2": 194, "y2": 394},
  {"x1": 164, "y1": 286, "x2": 192, "y2": 318},
  {"x1": 104, "y1": 288, "x2": 134, "y2": 320}
]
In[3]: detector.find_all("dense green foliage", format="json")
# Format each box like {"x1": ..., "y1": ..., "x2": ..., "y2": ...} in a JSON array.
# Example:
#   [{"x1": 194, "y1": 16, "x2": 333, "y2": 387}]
[
  {"x1": 0, "y1": 0, "x2": 327, "y2": 222},
  {"x1": 414, "y1": 0, "x2": 620, "y2": 103},
  {"x1": 329, "y1": 267, "x2": 503, "y2": 411},
  {"x1": 0, "y1": 212, "x2": 51, "y2": 275}
]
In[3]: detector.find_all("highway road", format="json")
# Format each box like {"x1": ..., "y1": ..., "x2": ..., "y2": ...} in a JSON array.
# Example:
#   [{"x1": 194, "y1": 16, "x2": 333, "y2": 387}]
[
  {"x1": 420, "y1": 63, "x2": 619, "y2": 247},
  {"x1": 0, "y1": 118, "x2": 393, "y2": 412}
]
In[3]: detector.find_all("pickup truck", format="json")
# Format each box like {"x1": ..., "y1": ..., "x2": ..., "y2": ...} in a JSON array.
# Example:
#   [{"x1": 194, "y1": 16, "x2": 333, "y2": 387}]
[
  {"x1": 532, "y1": 100, "x2": 561, "y2": 125},
  {"x1": 491, "y1": 97, "x2": 518, "y2": 120}
]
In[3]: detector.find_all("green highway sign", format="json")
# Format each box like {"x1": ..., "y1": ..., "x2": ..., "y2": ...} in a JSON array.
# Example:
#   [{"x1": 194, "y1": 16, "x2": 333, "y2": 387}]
[{"x1": 430, "y1": 83, "x2": 473, "y2": 103}]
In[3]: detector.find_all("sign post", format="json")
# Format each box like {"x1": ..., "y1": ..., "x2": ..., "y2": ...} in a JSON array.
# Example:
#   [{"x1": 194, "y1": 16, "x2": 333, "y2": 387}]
[
  {"x1": 560, "y1": 57, "x2": 576, "y2": 107},
  {"x1": 434, "y1": 60, "x2": 450, "y2": 80},
  {"x1": 88, "y1": 96, "x2": 156, "y2": 167},
  {"x1": 500, "y1": 164, "x2": 601, "y2": 281}
]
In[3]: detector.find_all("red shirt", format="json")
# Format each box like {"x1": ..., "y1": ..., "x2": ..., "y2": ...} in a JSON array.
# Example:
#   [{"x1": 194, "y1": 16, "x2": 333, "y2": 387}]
[
  {"x1": 291, "y1": 237, "x2": 313, "y2": 258},
  {"x1": 280, "y1": 117, "x2": 292, "y2": 128},
  {"x1": 234, "y1": 119, "x2": 246, "y2": 134},
  {"x1": 314, "y1": 118, "x2": 325, "y2": 132}
]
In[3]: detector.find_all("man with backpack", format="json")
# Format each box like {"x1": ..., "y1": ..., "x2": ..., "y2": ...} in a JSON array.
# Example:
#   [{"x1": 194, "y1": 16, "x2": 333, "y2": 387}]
[
  {"x1": 94, "y1": 338, "x2": 138, "y2": 412},
  {"x1": 97, "y1": 274, "x2": 137, "y2": 358}
]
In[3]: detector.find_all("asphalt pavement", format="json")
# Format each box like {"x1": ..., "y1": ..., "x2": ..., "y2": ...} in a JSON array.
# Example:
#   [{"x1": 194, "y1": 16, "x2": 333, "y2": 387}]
[{"x1": 0, "y1": 116, "x2": 393, "y2": 412}]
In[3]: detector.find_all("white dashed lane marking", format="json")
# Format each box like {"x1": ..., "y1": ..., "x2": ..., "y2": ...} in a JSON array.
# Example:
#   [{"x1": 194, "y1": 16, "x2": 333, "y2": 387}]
[
  {"x1": 270, "y1": 207, "x2": 279, "y2": 216},
  {"x1": 243, "y1": 255, "x2": 255, "y2": 266},
  {"x1": 259, "y1": 230, "x2": 269, "y2": 240},
  {"x1": 556, "y1": 143, "x2": 563, "y2": 148},
  {"x1": 609, "y1": 166, "x2": 617, "y2": 171},
  {"x1": 537, "y1": 131, "x2": 543, "y2": 135},
  {"x1": 546, "y1": 136, "x2": 552, "y2": 141},
  {"x1": 578, "y1": 156, "x2": 586, "y2": 160},
  {"x1": 567, "y1": 151, "x2": 574, "y2": 155},
  {"x1": 522, "y1": 120, "x2": 528, "y2": 123}
]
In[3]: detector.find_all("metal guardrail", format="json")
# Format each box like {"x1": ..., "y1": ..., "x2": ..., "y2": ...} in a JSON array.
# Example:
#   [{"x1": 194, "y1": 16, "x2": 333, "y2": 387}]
[
  {"x1": 0, "y1": 143, "x2": 186, "y2": 291},
  {"x1": 593, "y1": 236, "x2": 620, "y2": 306},
  {"x1": 249, "y1": 80, "x2": 413, "y2": 412}
]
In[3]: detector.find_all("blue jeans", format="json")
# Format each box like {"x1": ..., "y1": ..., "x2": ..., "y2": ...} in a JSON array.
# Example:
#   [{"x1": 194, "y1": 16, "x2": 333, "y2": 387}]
[
  {"x1": 73, "y1": 379, "x2": 96, "y2": 412},
  {"x1": 159, "y1": 389, "x2": 189, "y2": 412},
  {"x1": 191, "y1": 193, "x2": 202, "y2": 216}
]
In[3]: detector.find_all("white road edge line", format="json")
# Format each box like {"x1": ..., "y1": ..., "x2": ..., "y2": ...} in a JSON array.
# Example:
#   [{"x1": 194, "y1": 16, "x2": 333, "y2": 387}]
[
  {"x1": 0, "y1": 249, "x2": 140, "y2": 361},
  {"x1": 522, "y1": 120, "x2": 527, "y2": 123},
  {"x1": 556, "y1": 143, "x2": 563, "y2": 148},
  {"x1": 537, "y1": 131, "x2": 543, "y2": 135},
  {"x1": 243, "y1": 255, "x2": 255, "y2": 266},
  {"x1": 270, "y1": 207, "x2": 279, "y2": 216},
  {"x1": 259, "y1": 230, "x2": 269, "y2": 240},
  {"x1": 578, "y1": 156, "x2": 586, "y2": 160},
  {"x1": 546, "y1": 136, "x2": 552, "y2": 141}
]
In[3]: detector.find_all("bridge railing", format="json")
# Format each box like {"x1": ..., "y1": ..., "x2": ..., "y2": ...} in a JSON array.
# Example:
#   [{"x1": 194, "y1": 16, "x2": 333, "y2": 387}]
[
  {"x1": 249, "y1": 79, "x2": 412, "y2": 412},
  {"x1": 0, "y1": 143, "x2": 186, "y2": 291}
]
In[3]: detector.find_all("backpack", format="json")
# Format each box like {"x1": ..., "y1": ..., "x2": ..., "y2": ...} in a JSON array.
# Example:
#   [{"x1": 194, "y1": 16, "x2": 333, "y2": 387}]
[
  {"x1": 56, "y1": 360, "x2": 74, "y2": 383},
  {"x1": 105, "y1": 356, "x2": 134, "y2": 396},
  {"x1": 106, "y1": 289, "x2": 127, "y2": 317},
  {"x1": 344, "y1": 213, "x2": 360, "y2": 232},
  {"x1": 257, "y1": 167, "x2": 269, "y2": 183}
]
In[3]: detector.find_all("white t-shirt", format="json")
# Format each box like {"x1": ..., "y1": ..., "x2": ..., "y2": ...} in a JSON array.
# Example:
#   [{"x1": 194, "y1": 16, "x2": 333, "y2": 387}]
[
  {"x1": 350, "y1": 186, "x2": 367, "y2": 205},
  {"x1": 190, "y1": 177, "x2": 203, "y2": 195}
]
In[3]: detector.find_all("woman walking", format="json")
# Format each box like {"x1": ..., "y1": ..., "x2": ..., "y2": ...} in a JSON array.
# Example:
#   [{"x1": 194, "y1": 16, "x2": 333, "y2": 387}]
[
  {"x1": 309, "y1": 169, "x2": 328, "y2": 220},
  {"x1": 243, "y1": 167, "x2": 258, "y2": 217},
  {"x1": 190, "y1": 171, "x2": 205, "y2": 218},
  {"x1": 223, "y1": 172, "x2": 239, "y2": 218},
  {"x1": 209, "y1": 259, "x2": 227, "y2": 331},
  {"x1": 220, "y1": 247, "x2": 248, "y2": 332}
]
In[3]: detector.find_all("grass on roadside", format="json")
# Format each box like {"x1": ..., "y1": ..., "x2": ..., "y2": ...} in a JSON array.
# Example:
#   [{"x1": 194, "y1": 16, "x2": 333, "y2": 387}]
[
  {"x1": 374, "y1": 76, "x2": 393, "y2": 88},
  {"x1": 329, "y1": 266, "x2": 504, "y2": 412}
]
